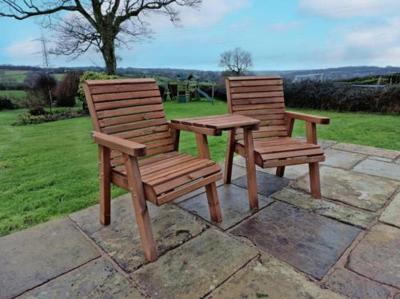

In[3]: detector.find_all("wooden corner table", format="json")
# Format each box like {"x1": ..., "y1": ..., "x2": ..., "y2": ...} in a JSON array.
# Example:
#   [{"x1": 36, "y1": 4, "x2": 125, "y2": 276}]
[{"x1": 170, "y1": 114, "x2": 261, "y2": 210}]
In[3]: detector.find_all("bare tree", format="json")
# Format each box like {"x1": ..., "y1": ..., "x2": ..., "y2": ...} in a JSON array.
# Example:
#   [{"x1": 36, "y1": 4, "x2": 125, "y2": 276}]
[
  {"x1": 219, "y1": 48, "x2": 252, "y2": 76},
  {"x1": 0, "y1": 0, "x2": 201, "y2": 74}
]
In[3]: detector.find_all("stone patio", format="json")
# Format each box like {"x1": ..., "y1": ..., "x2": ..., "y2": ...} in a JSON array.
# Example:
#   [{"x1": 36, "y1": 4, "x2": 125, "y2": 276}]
[{"x1": 1, "y1": 141, "x2": 400, "y2": 299}]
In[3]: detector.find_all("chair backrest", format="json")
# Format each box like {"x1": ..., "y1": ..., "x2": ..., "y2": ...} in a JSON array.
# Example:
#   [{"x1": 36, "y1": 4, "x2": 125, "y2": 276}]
[
  {"x1": 84, "y1": 79, "x2": 175, "y2": 157},
  {"x1": 226, "y1": 76, "x2": 288, "y2": 142}
]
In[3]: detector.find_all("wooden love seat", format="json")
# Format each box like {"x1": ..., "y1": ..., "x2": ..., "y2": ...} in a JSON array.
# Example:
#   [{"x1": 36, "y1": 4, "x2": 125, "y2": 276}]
[
  {"x1": 224, "y1": 76, "x2": 330, "y2": 199},
  {"x1": 84, "y1": 78, "x2": 222, "y2": 262}
]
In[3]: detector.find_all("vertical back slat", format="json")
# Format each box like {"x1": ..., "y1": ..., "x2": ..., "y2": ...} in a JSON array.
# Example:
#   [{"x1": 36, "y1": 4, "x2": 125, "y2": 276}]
[
  {"x1": 84, "y1": 79, "x2": 175, "y2": 161},
  {"x1": 226, "y1": 76, "x2": 288, "y2": 141}
]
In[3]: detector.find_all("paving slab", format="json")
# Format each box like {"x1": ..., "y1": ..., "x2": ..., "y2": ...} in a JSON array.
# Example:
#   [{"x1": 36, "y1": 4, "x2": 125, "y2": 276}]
[
  {"x1": 234, "y1": 156, "x2": 310, "y2": 179},
  {"x1": 380, "y1": 192, "x2": 400, "y2": 228},
  {"x1": 231, "y1": 201, "x2": 361, "y2": 279},
  {"x1": 232, "y1": 171, "x2": 291, "y2": 197},
  {"x1": 179, "y1": 184, "x2": 273, "y2": 230},
  {"x1": 323, "y1": 268, "x2": 392, "y2": 299},
  {"x1": 0, "y1": 218, "x2": 100, "y2": 299},
  {"x1": 272, "y1": 188, "x2": 377, "y2": 228},
  {"x1": 395, "y1": 293, "x2": 400, "y2": 299},
  {"x1": 322, "y1": 148, "x2": 366, "y2": 169},
  {"x1": 70, "y1": 195, "x2": 207, "y2": 273},
  {"x1": 348, "y1": 224, "x2": 400, "y2": 288},
  {"x1": 354, "y1": 159, "x2": 400, "y2": 181},
  {"x1": 131, "y1": 229, "x2": 258, "y2": 299},
  {"x1": 209, "y1": 253, "x2": 345, "y2": 299},
  {"x1": 369, "y1": 156, "x2": 394, "y2": 162},
  {"x1": 333, "y1": 143, "x2": 400, "y2": 159},
  {"x1": 294, "y1": 167, "x2": 398, "y2": 211},
  {"x1": 18, "y1": 258, "x2": 143, "y2": 299},
  {"x1": 174, "y1": 163, "x2": 247, "y2": 203}
]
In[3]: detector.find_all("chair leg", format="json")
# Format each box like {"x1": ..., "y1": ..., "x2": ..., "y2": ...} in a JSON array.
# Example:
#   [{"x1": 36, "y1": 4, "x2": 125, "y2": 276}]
[
  {"x1": 243, "y1": 128, "x2": 259, "y2": 210},
  {"x1": 309, "y1": 162, "x2": 321, "y2": 199},
  {"x1": 276, "y1": 166, "x2": 285, "y2": 177},
  {"x1": 99, "y1": 146, "x2": 111, "y2": 225},
  {"x1": 224, "y1": 131, "x2": 235, "y2": 184},
  {"x1": 124, "y1": 154, "x2": 158, "y2": 262},
  {"x1": 205, "y1": 182, "x2": 222, "y2": 223}
]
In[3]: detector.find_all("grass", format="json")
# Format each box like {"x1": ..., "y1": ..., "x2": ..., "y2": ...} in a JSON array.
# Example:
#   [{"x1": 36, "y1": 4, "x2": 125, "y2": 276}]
[
  {"x1": 0, "y1": 90, "x2": 26, "y2": 100},
  {"x1": 0, "y1": 101, "x2": 399, "y2": 236}
]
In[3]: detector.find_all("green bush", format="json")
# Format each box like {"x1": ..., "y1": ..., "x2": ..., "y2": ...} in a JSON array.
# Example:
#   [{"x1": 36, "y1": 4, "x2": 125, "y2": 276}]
[
  {"x1": 13, "y1": 109, "x2": 86, "y2": 126},
  {"x1": 78, "y1": 72, "x2": 119, "y2": 112},
  {"x1": 55, "y1": 71, "x2": 81, "y2": 107},
  {"x1": 0, "y1": 97, "x2": 16, "y2": 110}
]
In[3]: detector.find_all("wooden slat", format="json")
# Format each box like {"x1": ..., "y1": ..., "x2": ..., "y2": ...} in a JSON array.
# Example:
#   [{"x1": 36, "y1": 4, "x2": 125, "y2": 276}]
[
  {"x1": 90, "y1": 83, "x2": 159, "y2": 95},
  {"x1": 231, "y1": 98, "x2": 284, "y2": 105},
  {"x1": 153, "y1": 164, "x2": 221, "y2": 195},
  {"x1": 261, "y1": 148, "x2": 324, "y2": 160},
  {"x1": 103, "y1": 118, "x2": 167, "y2": 134},
  {"x1": 99, "y1": 111, "x2": 165, "y2": 127},
  {"x1": 93, "y1": 90, "x2": 161, "y2": 102},
  {"x1": 230, "y1": 85, "x2": 283, "y2": 94},
  {"x1": 263, "y1": 155, "x2": 325, "y2": 167},
  {"x1": 97, "y1": 104, "x2": 164, "y2": 119},
  {"x1": 231, "y1": 91, "x2": 284, "y2": 100},
  {"x1": 156, "y1": 173, "x2": 222, "y2": 205},
  {"x1": 115, "y1": 125, "x2": 170, "y2": 139},
  {"x1": 232, "y1": 103, "x2": 285, "y2": 111},
  {"x1": 95, "y1": 97, "x2": 162, "y2": 110},
  {"x1": 229, "y1": 79, "x2": 283, "y2": 87},
  {"x1": 86, "y1": 78, "x2": 155, "y2": 86}
]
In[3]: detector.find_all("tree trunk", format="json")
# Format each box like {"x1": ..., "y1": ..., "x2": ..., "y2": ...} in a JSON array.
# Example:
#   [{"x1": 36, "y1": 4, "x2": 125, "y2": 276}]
[{"x1": 101, "y1": 39, "x2": 117, "y2": 75}]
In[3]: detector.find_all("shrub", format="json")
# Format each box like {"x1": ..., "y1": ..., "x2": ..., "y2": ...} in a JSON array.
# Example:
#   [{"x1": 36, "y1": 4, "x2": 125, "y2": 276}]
[
  {"x1": 24, "y1": 72, "x2": 57, "y2": 111},
  {"x1": 78, "y1": 72, "x2": 119, "y2": 112},
  {"x1": 13, "y1": 109, "x2": 86, "y2": 126},
  {"x1": 283, "y1": 80, "x2": 400, "y2": 113},
  {"x1": 0, "y1": 97, "x2": 16, "y2": 110},
  {"x1": 55, "y1": 71, "x2": 81, "y2": 107}
]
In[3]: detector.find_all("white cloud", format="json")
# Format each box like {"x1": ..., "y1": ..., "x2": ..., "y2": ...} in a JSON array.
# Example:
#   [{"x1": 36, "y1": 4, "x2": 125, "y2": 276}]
[
  {"x1": 299, "y1": 0, "x2": 400, "y2": 18},
  {"x1": 324, "y1": 18, "x2": 400, "y2": 65},
  {"x1": 6, "y1": 39, "x2": 41, "y2": 58},
  {"x1": 146, "y1": 0, "x2": 249, "y2": 31}
]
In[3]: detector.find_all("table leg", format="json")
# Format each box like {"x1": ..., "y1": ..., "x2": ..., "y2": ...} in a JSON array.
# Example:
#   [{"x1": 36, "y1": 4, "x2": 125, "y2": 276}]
[{"x1": 243, "y1": 128, "x2": 259, "y2": 210}]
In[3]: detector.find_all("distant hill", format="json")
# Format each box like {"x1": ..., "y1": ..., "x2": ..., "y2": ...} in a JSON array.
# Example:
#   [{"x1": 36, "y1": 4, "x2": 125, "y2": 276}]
[
  {"x1": 2, "y1": 64, "x2": 400, "y2": 86},
  {"x1": 255, "y1": 66, "x2": 400, "y2": 81}
]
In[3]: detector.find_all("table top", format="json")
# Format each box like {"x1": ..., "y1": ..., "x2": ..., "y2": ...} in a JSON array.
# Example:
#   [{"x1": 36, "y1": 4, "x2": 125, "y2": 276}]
[{"x1": 171, "y1": 114, "x2": 260, "y2": 131}]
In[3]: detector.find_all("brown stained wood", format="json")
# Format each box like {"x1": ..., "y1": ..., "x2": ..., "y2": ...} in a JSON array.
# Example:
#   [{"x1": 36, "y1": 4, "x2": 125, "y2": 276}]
[
  {"x1": 309, "y1": 162, "x2": 322, "y2": 198},
  {"x1": 90, "y1": 82, "x2": 159, "y2": 95},
  {"x1": 99, "y1": 111, "x2": 165, "y2": 127},
  {"x1": 195, "y1": 133, "x2": 223, "y2": 222},
  {"x1": 97, "y1": 104, "x2": 164, "y2": 119},
  {"x1": 102, "y1": 118, "x2": 168, "y2": 135},
  {"x1": 85, "y1": 79, "x2": 224, "y2": 261},
  {"x1": 169, "y1": 122, "x2": 220, "y2": 136},
  {"x1": 123, "y1": 154, "x2": 158, "y2": 262},
  {"x1": 306, "y1": 122, "x2": 318, "y2": 145},
  {"x1": 157, "y1": 173, "x2": 222, "y2": 205},
  {"x1": 93, "y1": 131, "x2": 146, "y2": 157},
  {"x1": 224, "y1": 130, "x2": 236, "y2": 184},
  {"x1": 230, "y1": 85, "x2": 283, "y2": 93},
  {"x1": 286, "y1": 111, "x2": 330, "y2": 125},
  {"x1": 226, "y1": 76, "x2": 329, "y2": 201},
  {"x1": 93, "y1": 89, "x2": 161, "y2": 102},
  {"x1": 95, "y1": 97, "x2": 162, "y2": 111},
  {"x1": 99, "y1": 146, "x2": 111, "y2": 225},
  {"x1": 243, "y1": 129, "x2": 259, "y2": 210},
  {"x1": 231, "y1": 91, "x2": 284, "y2": 100}
]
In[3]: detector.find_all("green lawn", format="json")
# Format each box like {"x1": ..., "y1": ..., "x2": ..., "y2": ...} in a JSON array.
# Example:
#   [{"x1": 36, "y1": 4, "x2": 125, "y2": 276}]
[
  {"x1": 0, "y1": 101, "x2": 399, "y2": 236},
  {"x1": 0, "y1": 90, "x2": 26, "y2": 100}
]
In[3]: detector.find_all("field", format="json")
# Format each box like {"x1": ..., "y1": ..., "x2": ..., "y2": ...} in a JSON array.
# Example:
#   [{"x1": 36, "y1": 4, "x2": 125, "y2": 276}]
[
  {"x1": 0, "y1": 90, "x2": 26, "y2": 99},
  {"x1": 1, "y1": 101, "x2": 400, "y2": 236}
]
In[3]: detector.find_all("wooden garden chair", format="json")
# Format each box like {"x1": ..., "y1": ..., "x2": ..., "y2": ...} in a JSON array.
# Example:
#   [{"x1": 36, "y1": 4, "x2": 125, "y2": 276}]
[
  {"x1": 224, "y1": 76, "x2": 330, "y2": 201},
  {"x1": 83, "y1": 78, "x2": 222, "y2": 262}
]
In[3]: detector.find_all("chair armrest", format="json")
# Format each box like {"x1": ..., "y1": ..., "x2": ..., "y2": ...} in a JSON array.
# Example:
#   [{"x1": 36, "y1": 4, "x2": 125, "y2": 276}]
[
  {"x1": 92, "y1": 131, "x2": 146, "y2": 157},
  {"x1": 286, "y1": 111, "x2": 330, "y2": 125},
  {"x1": 169, "y1": 122, "x2": 221, "y2": 136}
]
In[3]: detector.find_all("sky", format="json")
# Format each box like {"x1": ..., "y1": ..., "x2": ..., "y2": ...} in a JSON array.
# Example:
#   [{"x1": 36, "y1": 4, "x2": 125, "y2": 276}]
[{"x1": 0, "y1": 0, "x2": 400, "y2": 71}]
